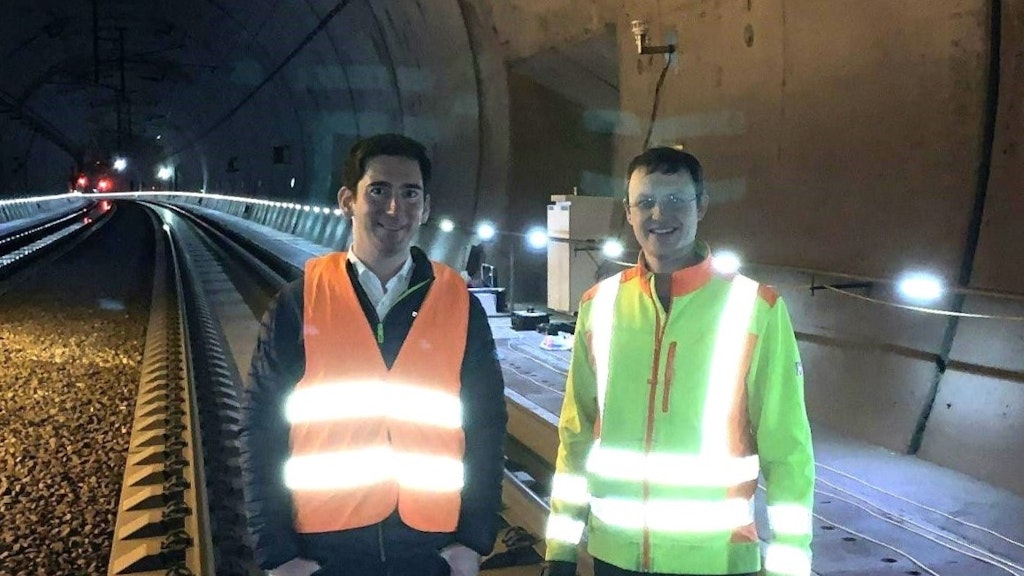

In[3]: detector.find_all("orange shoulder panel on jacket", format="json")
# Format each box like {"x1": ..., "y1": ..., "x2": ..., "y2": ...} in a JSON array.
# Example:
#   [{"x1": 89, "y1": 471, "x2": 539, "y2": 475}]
[
  {"x1": 580, "y1": 283, "x2": 601, "y2": 305},
  {"x1": 757, "y1": 284, "x2": 780, "y2": 307},
  {"x1": 580, "y1": 268, "x2": 638, "y2": 305}
]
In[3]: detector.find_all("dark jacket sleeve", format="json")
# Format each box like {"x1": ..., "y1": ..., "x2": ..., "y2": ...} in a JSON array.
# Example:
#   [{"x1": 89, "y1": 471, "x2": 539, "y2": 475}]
[
  {"x1": 240, "y1": 280, "x2": 305, "y2": 570},
  {"x1": 455, "y1": 294, "x2": 508, "y2": 555}
]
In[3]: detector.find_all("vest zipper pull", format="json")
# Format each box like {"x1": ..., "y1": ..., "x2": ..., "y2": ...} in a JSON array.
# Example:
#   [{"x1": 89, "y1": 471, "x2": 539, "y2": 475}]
[{"x1": 377, "y1": 322, "x2": 384, "y2": 344}]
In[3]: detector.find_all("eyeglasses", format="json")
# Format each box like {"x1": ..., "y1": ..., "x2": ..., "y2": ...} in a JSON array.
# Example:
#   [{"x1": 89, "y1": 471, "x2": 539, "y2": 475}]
[{"x1": 626, "y1": 193, "x2": 699, "y2": 213}]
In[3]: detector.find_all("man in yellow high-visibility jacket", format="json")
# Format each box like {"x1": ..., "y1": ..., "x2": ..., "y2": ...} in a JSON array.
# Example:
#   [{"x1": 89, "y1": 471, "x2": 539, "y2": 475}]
[{"x1": 545, "y1": 147, "x2": 815, "y2": 576}]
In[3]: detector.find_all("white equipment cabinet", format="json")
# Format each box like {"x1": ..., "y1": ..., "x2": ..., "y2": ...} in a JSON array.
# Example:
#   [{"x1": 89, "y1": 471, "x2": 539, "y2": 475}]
[{"x1": 546, "y1": 194, "x2": 623, "y2": 314}]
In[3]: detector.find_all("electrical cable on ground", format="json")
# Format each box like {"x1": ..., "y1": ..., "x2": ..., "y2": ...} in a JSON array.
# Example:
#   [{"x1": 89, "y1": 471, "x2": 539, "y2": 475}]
[
  {"x1": 817, "y1": 462, "x2": 1024, "y2": 550},
  {"x1": 816, "y1": 488, "x2": 1021, "y2": 575}
]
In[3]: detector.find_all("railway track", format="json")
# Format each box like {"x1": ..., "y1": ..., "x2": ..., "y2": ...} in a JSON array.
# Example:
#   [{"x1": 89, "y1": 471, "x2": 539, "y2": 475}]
[{"x1": 5, "y1": 197, "x2": 1022, "y2": 576}]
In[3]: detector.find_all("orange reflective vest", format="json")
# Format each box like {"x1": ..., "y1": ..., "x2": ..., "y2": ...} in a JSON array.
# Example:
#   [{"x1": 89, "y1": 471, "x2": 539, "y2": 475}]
[{"x1": 286, "y1": 252, "x2": 469, "y2": 534}]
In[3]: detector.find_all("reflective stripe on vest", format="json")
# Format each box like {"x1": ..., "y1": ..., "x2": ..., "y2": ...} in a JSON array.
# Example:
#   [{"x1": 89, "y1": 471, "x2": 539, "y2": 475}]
[
  {"x1": 286, "y1": 381, "x2": 463, "y2": 429},
  {"x1": 546, "y1": 512, "x2": 587, "y2": 545},
  {"x1": 590, "y1": 496, "x2": 755, "y2": 533},
  {"x1": 765, "y1": 543, "x2": 812, "y2": 576},
  {"x1": 285, "y1": 448, "x2": 464, "y2": 492},
  {"x1": 586, "y1": 447, "x2": 759, "y2": 487},
  {"x1": 583, "y1": 272, "x2": 762, "y2": 537},
  {"x1": 767, "y1": 503, "x2": 813, "y2": 537},
  {"x1": 287, "y1": 252, "x2": 468, "y2": 534}
]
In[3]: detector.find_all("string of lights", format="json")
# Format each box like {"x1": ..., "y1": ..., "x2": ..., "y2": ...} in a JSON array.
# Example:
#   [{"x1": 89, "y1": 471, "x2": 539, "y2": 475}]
[{"x1": 5, "y1": 192, "x2": 1024, "y2": 322}]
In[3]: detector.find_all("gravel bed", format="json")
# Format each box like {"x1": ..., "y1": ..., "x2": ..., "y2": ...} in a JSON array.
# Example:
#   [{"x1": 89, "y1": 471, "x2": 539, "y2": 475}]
[{"x1": 0, "y1": 205, "x2": 154, "y2": 575}]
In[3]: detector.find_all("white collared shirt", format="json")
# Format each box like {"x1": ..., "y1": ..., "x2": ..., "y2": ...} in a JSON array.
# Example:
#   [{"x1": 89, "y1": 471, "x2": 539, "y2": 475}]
[{"x1": 347, "y1": 250, "x2": 414, "y2": 320}]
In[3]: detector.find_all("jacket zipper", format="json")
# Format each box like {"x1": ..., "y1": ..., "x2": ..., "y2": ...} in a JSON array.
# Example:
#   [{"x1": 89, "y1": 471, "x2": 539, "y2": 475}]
[
  {"x1": 663, "y1": 342, "x2": 677, "y2": 413},
  {"x1": 374, "y1": 277, "x2": 430, "y2": 567},
  {"x1": 642, "y1": 279, "x2": 670, "y2": 571},
  {"x1": 376, "y1": 279, "x2": 432, "y2": 344}
]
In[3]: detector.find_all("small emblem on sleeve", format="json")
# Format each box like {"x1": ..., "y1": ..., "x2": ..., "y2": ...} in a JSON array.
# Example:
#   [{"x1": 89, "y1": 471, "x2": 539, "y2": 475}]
[{"x1": 795, "y1": 361, "x2": 803, "y2": 377}]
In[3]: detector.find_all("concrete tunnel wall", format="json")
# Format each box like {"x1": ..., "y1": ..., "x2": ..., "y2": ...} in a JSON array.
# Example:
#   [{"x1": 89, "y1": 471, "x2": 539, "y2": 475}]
[
  {"x1": 470, "y1": 0, "x2": 1024, "y2": 495},
  {"x1": 590, "y1": 0, "x2": 1024, "y2": 495}
]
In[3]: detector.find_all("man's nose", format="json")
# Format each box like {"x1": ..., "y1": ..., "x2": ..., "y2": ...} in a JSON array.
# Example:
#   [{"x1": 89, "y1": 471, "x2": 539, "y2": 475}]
[{"x1": 384, "y1": 194, "x2": 399, "y2": 214}]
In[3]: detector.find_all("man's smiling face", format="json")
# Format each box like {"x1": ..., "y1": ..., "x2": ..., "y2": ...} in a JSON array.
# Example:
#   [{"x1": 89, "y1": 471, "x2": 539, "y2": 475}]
[
  {"x1": 625, "y1": 167, "x2": 708, "y2": 272},
  {"x1": 340, "y1": 155, "x2": 430, "y2": 260}
]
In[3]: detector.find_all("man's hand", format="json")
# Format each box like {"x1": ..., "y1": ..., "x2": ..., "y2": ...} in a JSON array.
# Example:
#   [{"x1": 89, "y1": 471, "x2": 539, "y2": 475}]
[
  {"x1": 440, "y1": 543, "x2": 481, "y2": 576},
  {"x1": 268, "y1": 557, "x2": 322, "y2": 576}
]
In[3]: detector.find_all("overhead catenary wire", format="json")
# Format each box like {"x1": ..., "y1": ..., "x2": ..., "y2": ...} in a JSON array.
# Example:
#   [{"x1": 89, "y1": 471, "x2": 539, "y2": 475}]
[
  {"x1": 822, "y1": 285, "x2": 1024, "y2": 321},
  {"x1": 594, "y1": 249, "x2": 1024, "y2": 321},
  {"x1": 166, "y1": 0, "x2": 354, "y2": 160}
]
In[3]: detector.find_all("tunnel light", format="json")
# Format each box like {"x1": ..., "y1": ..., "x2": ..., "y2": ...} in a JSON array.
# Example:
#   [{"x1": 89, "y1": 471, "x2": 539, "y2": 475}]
[
  {"x1": 290, "y1": 177, "x2": 296, "y2": 188},
  {"x1": 113, "y1": 158, "x2": 127, "y2": 172},
  {"x1": 476, "y1": 222, "x2": 496, "y2": 241},
  {"x1": 162, "y1": 224, "x2": 170, "y2": 232},
  {"x1": 315, "y1": 207, "x2": 323, "y2": 213},
  {"x1": 439, "y1": 218, "x2": 455, "y2": 233},
  {"x1": 602, "y1": 239, "x2": 624, "y2": 259},
  {"x1": 712, "y1": 251, "x2": 742, "y2": 274},
  {"x1": 157, "y1": 167, "x2": 173, "y2": 181},
  {"x1": 333, "y1": 208, "x2": 343, "y2": 216},
  {"x1": 527, "y1": 228, "x2": 549, "y2": 250},
  {"x1": 302, "y1": 205, "x2": 310, "y2": 212},
  {"x1": 897, "y1": 272, "x2": 944, "y2": 303}
]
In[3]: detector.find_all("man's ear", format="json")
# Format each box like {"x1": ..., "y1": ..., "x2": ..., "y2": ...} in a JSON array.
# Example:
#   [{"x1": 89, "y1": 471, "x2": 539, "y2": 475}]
[
  {"x1": 696, "y1": 191, "x2": 710, "y2": 221},
  {"x1": 338, "y1": 186, "x2": 355, "y2": 217},
  {"x1": 421, "y1": 194, "x2": 431, "y2": 224}
]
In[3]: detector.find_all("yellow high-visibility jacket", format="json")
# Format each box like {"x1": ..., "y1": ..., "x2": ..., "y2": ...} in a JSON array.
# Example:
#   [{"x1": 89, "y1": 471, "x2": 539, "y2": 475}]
[{"x1": 545, "y1": 252, "x2": 815, "y2": 576}]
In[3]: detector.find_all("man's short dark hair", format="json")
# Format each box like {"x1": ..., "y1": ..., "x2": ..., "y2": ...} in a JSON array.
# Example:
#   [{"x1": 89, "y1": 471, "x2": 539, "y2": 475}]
[
  {"x1": 342, "y1": 133, "x2": 433, "y2": 194},
  {"x1": 626, "y1": 146, "x2": 704, "y2": 197}
]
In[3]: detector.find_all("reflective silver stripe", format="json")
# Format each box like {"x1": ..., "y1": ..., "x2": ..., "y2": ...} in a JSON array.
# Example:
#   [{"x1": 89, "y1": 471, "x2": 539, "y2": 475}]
[
  {"x1": 701, "y1": 275, "x2": 759, "y2": 455},
  {"x1": 284, "y1": 447, "x2": 464, "y2": 492},
  {"x1": 550, "y1": 472, "x2": 590, "y2": 505},
  {"x1": 588, "y1": 273, "x2": 621, "y2": 419},
  {"x1": 546, "y1": 513, "x2": 587, "y2": 544},
  {"x1": 284, "y1": 446, "x2": 393, "y2": 490},
  {"x1": 764, "y1": 543, "x2": 812, "y2": 576},
  {"x1": 286, "y1": 381, "x2": 462, "y2": 429},
  {"x1": 393, "y1": 452, "x2": 465, "y2": 492},
  {"x1": 590, "y1": 496, "x2": 754, "y2": 533},
  {"x1": 767, "y1": 503, "x2": 813, "y2": 536},
  {"x1": 587, "y1": 448, "x2": 759, "y2": 487}
]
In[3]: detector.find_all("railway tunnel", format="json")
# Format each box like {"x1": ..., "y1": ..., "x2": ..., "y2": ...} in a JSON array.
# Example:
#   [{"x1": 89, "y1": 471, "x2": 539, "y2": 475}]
[{"x1": 1, "y1": 1, "x2": 1022, "y2": 575}]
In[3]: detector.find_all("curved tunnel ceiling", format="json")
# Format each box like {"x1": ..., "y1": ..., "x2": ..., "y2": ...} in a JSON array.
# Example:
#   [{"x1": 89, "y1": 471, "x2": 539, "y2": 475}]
[{"x1": 0, "y1": 0, "x2": 509, "y2": 225}]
